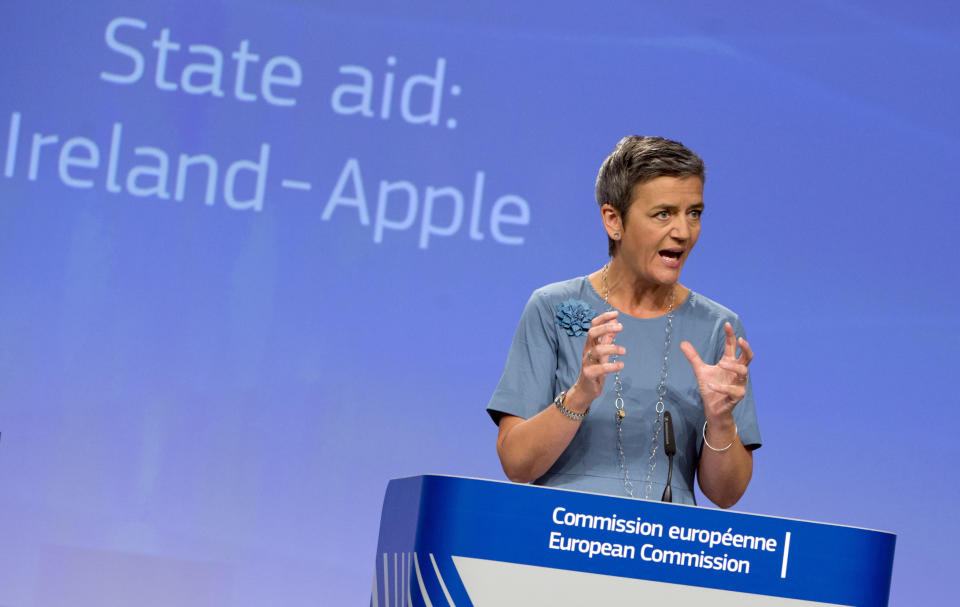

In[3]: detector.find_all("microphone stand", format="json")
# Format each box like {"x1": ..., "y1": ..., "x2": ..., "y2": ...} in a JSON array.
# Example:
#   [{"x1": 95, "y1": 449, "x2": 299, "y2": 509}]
[{"x1": 661, "y1": 411, "x2": 676, "y2": 503}]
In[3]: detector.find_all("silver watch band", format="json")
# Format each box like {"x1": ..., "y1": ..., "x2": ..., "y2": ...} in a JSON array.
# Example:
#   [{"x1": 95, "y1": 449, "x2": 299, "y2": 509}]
[{"x1": 553, "y1": 391, "x2": 589, "y2": 421}]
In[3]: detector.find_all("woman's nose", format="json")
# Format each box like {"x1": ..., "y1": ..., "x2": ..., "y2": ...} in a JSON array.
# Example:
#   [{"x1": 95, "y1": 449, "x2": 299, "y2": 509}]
[{"x1": 671, "y1": 216, "x2": 691, "y2": 240}]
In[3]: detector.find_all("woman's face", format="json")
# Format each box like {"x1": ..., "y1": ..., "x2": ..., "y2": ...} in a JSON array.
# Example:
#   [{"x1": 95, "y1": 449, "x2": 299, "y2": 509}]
[{"x1": 609, "y1": 175, "x2": 704, "y2": 286}]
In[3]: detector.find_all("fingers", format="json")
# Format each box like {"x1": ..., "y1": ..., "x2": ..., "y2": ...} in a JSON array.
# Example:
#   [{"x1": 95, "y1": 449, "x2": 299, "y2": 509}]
[
  {"x1": 717, "y1": 359, "x2": 749, "y2": 383},
  {"x1": 724, "y1": 322, "x2": 755, "y2": 367},
  {"x1": 582, "y1": 360, "x2": 624, "y2": 378},
  {"x1": 582, "y1": 311, "x2": 625, "y2": 373},
  {"x1": 679, "y1": 341, "x2": 703, "y2": 370},
  {"x1": 737, "y1": 336, "x2": 754, "y2": 365},
  {"x1": 706, "y1": 381, "x2": 746, "y2": 402},
  {"x1": 723, "y1": 322, "x2": 737, "y2": 359},
  {"x1": 586, "y1": 311, "x2": 622, "y2": 347},
  {"x1": 591, "y1": 310, "x2": 619, "y2": 326},
  {"x1": 585, "y1": 343, "x2": 626, "y2": 362},
  {"x1": 574, "y1": 312, "x2": 625, "y2": 401},
  {"x1": 579, "y1": 351, "x2": 624, "y2": 386}
]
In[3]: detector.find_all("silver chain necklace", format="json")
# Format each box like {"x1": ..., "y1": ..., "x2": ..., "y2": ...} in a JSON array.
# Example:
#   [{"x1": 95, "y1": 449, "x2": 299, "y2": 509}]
[{"x1": 602, "y1": 264, "x2": 674, "y2": 499}]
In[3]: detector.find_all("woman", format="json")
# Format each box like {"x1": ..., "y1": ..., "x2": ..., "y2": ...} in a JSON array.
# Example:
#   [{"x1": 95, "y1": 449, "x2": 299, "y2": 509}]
[{"x1": 487, "y1": 136, "x2": 760, "y2": 507}]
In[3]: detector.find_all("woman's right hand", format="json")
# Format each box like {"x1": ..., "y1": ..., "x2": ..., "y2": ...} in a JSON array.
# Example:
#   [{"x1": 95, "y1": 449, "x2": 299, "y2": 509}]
[{"x1": 567, "y1": 310, "x2": 625, "y2": 408}]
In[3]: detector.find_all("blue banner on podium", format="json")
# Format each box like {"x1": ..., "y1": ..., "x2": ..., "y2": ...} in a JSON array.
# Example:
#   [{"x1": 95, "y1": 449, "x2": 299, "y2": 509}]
[{"x1": 371, "y1": 475, "x2": 894, "y2": 606}]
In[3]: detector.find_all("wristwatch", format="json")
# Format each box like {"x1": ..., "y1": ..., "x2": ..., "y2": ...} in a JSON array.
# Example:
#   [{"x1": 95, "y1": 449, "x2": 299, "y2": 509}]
[{"x1": 553, "y1": 391, "x2": 589, "y2": 421}]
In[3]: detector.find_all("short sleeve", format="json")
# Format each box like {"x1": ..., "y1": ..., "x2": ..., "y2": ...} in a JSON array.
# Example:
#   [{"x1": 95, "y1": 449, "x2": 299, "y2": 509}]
[{"x1": 486, "y1": 291, "x2": 561, "y2": 424}]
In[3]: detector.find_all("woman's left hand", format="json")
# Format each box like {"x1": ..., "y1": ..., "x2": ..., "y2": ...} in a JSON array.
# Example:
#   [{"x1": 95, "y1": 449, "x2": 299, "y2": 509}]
[{"x1": 679, "y1": 322, "x2": 753, "y2": 421}]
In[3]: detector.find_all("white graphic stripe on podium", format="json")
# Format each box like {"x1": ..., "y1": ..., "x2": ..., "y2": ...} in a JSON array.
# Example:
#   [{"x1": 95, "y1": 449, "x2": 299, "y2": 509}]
[
  {"x1": 382, "y1": 553, "x2": 389, "y2": 606},
  {"x1": 429, "y1": 554, "x2": 456, "y2": 607},
  {"x1": 413, "y1": 552, "x2": 435, "y2": 607},
  {"x1": 402, "y1": 552, "x2": 408, "y2": 607},
  {"x1": 781, "y1": 532, "x2": 792, "y2": 579},
  {"x1": 406, "y1": 553, "x2": 414, "y2": 607}
]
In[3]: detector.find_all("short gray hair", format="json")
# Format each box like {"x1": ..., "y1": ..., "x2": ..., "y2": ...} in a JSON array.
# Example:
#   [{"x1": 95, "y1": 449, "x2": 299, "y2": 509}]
[{"x1": 595, "y1": 136, "x2": 706, "y2": 256}]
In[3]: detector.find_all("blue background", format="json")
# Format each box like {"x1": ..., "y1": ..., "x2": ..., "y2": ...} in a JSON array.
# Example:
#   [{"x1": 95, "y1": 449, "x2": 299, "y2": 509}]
[{"x1": 1, "y1": 1, "x2": 957, "y2": 605}]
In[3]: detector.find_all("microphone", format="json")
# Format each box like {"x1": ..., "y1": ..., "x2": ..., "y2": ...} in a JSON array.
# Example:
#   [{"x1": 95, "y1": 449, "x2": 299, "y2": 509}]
[{"x1": 661, "y1": 411, "x2": 676, "y2": 503}]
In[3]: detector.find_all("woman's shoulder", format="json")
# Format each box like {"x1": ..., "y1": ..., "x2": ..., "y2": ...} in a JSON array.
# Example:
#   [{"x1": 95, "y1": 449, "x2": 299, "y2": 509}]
[
  {"x1": 531, "y1": 275, "x2": 590, "y2": 298},
  {"x1": 517, "y1": 276, "x2": 604, "y2": 333},
  {"x1": 682, "y1": 290, "x2": 742, "y2": 324},
  {"x1": 528, "y1": 275, "x2": 603, "y2": 309}
]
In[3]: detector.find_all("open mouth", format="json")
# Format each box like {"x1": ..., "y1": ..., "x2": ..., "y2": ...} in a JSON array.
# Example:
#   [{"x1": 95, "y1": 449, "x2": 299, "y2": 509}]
[{"x1": 659, "y1": 249, "x2": 683, "y2": 266}]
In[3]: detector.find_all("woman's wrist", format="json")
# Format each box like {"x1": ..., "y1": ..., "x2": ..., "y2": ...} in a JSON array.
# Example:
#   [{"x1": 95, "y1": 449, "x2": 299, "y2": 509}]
[
  {"x1": 705, "y1": 412, "x2": 736, "y2": 431},
  {"x1": 703, "y1": 414, "x2": 738, "y2": 452},
  {"x1": 563, "y1": 383, "x2": 593, "y2": 415}
]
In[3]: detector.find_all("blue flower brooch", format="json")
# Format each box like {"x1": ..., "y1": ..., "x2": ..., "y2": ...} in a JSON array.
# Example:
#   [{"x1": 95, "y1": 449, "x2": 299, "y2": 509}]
[{"x1": 556, "y1": 299, "x2": 596, "y2": 336}]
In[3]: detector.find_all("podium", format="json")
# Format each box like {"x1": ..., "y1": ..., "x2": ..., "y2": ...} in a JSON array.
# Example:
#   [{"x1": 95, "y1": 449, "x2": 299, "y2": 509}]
[{"x1": 371, "y1": 475, "x2": 895, "y2": 606}]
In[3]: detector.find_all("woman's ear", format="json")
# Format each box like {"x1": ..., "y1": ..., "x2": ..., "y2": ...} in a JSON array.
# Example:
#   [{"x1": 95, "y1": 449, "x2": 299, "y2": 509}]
[{"x1": 600, "y1": 204, "x2": 622, "y2": 240}]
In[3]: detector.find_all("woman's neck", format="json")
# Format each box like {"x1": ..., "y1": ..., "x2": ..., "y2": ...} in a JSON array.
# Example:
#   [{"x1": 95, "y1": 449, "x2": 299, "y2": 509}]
[{"x1": 594, "y1": 258, "x2": 686, "y2": 319}]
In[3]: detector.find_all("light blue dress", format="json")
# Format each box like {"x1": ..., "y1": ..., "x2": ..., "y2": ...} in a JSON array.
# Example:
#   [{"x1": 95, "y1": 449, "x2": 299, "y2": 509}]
[{"x1": 487, "y1": 276, "x2": 762, "y2": 504}]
